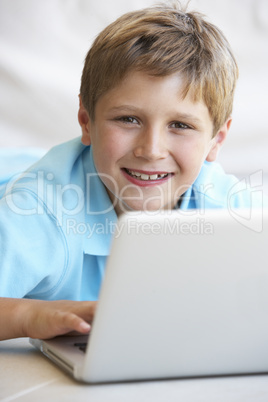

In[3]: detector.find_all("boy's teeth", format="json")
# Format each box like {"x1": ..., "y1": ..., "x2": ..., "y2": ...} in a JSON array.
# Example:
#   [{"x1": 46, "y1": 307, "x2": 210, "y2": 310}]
[
  {"x1": 148, "y1": 174, "x2": 158, "y2": 180},
  {"x1": 128, "y1": 170, "x2": 168, "y2": 180},
  {"x1": 141, "y1": 174, "x2": 150, "y2": 180}
]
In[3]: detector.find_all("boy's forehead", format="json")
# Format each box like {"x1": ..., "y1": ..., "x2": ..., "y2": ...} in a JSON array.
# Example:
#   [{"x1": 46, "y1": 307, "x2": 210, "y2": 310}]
[
  {"x1": 94, "y1": 70, "x2": 212, "y2": 126},
  {"x1": 98, "y1": 70, "x2": 196, "y2": 105}
]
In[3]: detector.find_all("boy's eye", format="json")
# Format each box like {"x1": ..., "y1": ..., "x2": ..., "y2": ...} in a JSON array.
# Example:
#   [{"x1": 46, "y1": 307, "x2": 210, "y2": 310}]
[
  {"x1": 117, "y1": 116, "x2": 139, "y2": 124},
  {"x1": 170, "y1": 121, "x2": 190, "y2": 130}
]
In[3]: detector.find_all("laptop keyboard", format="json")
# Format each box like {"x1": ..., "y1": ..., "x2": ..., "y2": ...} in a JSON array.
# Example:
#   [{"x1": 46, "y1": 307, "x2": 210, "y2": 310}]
[{"x1": 74, "y1": 342, "x2": 88, "y2": 353}]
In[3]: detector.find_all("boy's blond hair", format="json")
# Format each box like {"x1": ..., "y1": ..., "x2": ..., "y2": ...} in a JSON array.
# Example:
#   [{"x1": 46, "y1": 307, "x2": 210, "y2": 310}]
[{"x1": 80, "y1": 2, "x2": 238, "y2": 136}]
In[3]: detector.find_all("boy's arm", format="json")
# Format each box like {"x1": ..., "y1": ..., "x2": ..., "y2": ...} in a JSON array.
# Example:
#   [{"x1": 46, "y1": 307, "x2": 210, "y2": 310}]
[{"x1": 0, "y1": 298, "x2": 96, "y2": 341}]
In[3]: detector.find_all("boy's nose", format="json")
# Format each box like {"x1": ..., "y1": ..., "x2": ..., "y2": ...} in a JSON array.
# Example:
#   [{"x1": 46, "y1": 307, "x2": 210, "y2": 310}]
[{"x1": 133, "y1": 127, "x2": 169, "y2": 161}]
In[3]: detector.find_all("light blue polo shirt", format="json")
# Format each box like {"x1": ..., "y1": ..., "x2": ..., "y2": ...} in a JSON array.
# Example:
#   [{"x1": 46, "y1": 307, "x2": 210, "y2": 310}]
[{"x1": 0, "y1": 137, "x2": 265, "y2": 300}]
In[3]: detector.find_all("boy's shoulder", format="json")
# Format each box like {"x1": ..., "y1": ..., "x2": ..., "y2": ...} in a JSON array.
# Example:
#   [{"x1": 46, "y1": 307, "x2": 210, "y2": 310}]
[
  {"x1": 31, "y1": 137, "x2": 89, "y2": 181},
  {"x1": 6, "y1": 137, "x2": 90, "y2": 193},
  {"x1": 1, "y1": 137, "x2": 97, "y2": 223},
  {"x1": 0, "y1": 137, "x2": 89, "y2": 197}
]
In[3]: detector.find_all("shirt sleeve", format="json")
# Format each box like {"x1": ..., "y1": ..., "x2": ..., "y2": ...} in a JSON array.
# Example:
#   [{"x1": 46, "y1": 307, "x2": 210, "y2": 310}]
[{"x1": 0, "y1": 188, "x2": 69, "y2": 298}]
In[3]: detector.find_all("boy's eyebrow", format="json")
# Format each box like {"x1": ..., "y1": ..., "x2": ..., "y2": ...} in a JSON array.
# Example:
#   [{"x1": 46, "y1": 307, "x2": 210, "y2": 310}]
[
  {"x1": 170, "y1": 112, "x2": 204, "y2": 126},
  {"x1": 108, "y1": 105, "x2": 205, "y2": 125},
  {"x1": 108, "y1": 105, "x2": 141, "y2": 114}
]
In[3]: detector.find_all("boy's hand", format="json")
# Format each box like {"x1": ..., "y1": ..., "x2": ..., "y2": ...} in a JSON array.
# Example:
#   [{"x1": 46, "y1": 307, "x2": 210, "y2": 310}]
[{"x1": 0, "y1": 298, "x2": 97, "y2": 341}]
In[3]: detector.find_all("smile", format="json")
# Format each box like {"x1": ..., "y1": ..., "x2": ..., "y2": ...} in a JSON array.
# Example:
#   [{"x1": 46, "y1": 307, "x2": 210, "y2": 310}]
[{"x1": 125, "y1": 168, "x2": 169, "y2": 181}]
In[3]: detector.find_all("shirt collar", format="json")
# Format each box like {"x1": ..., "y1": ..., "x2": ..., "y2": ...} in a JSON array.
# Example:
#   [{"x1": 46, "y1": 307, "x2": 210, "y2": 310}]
[{"x1": 179, "y1": 161, "x2": 223, "y2": 210}]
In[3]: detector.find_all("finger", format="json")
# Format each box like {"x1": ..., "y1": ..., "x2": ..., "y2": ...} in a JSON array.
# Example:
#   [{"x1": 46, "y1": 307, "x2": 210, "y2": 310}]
[
  {"x1": 70, "y1": 301, "x2": 97, "y2": 322},
  {"x1": 55, "y1": 312, "x2": 91, "y2": 336}
]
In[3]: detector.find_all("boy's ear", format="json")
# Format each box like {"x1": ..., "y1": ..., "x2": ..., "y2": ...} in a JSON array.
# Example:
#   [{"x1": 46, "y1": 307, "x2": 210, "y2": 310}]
[
  {"x1": 78, "y1": 96, "x2": 91, "y2": 146},
  {"x1": 206, "y1": 117, "x2": 232, "y2": 162}
]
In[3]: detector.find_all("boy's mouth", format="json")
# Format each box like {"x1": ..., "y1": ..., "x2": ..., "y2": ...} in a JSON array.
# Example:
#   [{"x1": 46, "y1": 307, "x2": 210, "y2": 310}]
[{"x1": 123, "y1": 168, "x2": 170, "y2": 181}]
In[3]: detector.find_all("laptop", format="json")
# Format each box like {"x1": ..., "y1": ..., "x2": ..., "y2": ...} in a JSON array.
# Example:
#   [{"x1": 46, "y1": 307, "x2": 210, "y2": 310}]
[{"x1": 30, "y1": 209, "x2": 268, "y2": 383}]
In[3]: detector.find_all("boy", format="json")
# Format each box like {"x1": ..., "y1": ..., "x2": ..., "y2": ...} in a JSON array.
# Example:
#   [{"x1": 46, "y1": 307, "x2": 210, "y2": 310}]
[{"x1": 0, "y1": 2, "x2": 258, "y2": 340}]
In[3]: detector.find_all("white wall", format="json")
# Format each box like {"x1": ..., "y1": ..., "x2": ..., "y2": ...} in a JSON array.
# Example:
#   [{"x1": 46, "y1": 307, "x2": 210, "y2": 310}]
[{"x1": 0, "y1": 0, "x2": 267, "y2": 187}]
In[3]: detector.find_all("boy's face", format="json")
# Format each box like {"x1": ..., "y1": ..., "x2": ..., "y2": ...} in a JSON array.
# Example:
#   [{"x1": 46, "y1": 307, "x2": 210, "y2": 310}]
[{"x1": 79, "y1": 71, "x2": 230, "y2": 214}]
